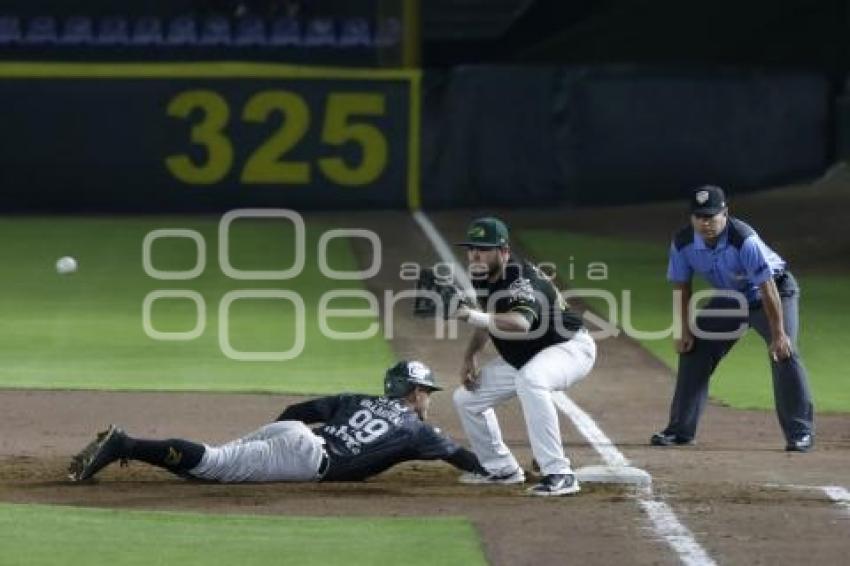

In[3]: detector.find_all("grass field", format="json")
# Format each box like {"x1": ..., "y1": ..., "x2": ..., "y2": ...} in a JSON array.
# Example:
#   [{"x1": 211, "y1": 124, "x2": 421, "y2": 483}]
[
  {"x1": 519, "y1": 230, "x2": 850, "y2": 412},
  {"x1": 0, "y1": 216, "x2": 394, "y2": 394},
  {"x1": 0, "y1": 503, "x2": 486, "y2": 566}
]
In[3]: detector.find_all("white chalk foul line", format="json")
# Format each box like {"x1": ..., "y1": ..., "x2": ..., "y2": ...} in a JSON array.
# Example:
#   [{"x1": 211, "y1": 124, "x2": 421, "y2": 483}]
[
  {"x1": 411, "y1": 211, "x2": 474, "y2": 290},
  {"x1": 551, "y1": 392, "x2": 629, "y2": 468},
  {"x1": 637, "y1": 499, "x2": 716, "y2": 566},
  {"x1": 412, "y1": 210, "x2": 716, "y2": 566},
  {"x1": 553, "y1": 394, "x2": 714, "y2": 566},
  {"x1": 767, "y1": 483, "x2": 850, "y2": 515},
  {"x1": 821, "y1": 485, "x2": 850, "y2": 513}
]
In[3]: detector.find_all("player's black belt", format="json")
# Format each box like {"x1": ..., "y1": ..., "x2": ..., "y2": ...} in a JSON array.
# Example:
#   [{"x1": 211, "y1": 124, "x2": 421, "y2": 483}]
[{"x1": 317, "y1": 450, "x2": 330, "y2": 479}]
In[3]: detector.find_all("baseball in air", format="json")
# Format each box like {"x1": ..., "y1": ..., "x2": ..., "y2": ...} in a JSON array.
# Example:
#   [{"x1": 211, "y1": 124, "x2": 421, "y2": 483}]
[{"x1": 55, "y1": 256, "x2": 78, "y2": 275}]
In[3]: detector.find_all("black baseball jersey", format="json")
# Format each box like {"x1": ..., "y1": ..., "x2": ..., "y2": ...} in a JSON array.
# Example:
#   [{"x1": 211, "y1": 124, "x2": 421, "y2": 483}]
[
  {"x1": 278, "y1": 394, "x2": 470, "y2": 481},
  {"x1": 472, "y1": 255, "x2": 584, "y2": 369}
]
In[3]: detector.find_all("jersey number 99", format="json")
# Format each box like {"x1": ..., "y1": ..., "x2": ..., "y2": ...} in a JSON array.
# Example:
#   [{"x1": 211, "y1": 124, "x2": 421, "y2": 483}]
[{"x1": 349, "y1": 409, "x2": 389, "y2": 444}]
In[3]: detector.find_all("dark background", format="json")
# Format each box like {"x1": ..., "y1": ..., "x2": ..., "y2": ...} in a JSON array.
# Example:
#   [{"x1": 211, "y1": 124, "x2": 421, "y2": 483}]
[
  {"x1": 0, "y1": 74, "x2": 413, "y2": 211},
  {"x1": 1, "y1": 0, "x2": 847, "y2": 210}
]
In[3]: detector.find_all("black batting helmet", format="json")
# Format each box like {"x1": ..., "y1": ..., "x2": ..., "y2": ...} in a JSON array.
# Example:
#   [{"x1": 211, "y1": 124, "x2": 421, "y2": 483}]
[{"x1": 383, "y1": 361, "x2": 443, "y2": 398}]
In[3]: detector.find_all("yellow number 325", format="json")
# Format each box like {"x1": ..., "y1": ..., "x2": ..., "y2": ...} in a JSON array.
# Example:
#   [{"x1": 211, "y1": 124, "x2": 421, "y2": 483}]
[{"x1": 165, "y1": 89, "x2": 388, "y2": 187}]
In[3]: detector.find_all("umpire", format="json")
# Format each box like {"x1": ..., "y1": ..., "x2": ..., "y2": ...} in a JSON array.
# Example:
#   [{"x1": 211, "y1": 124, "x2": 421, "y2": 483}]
[{"x1": 650, "y1": 185, "x2": 815, "y2": 452}]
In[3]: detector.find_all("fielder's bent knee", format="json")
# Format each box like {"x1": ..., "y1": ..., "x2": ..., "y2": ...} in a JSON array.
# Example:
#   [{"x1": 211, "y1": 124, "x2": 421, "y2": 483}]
[
  {"x1": 516, "y1": 369, "x2": 548, "y2": 392},
  {"x1": 453, "y1": 386, "x2": 473, "y2": 409}
]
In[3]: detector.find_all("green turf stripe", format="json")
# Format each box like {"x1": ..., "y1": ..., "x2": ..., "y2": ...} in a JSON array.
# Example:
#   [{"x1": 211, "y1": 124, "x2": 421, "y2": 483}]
[
  {"x1": 0, "y1": 503, "x2": 487, "y2": 566},
  {"x1": 0, "y1": 216, "x2": 394, "y2": 394}
]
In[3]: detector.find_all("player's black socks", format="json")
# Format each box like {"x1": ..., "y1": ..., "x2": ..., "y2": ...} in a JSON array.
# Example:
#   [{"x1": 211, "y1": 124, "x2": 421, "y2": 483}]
[{"x1": 124, "y1": 438, "x2": 205, "y2": 474}]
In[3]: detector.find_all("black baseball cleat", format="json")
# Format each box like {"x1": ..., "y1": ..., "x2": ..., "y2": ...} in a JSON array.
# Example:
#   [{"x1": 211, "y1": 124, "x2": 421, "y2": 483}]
[
  {"x1": 785, "y1": 434, "x2": 814, "y2": 452},
  {"x1": 528, "y1": 473, "x2": 580, "y2": 497},
  {"x1": 650, "y1": 431, "x2": 694, "y2": 446},
  {"x1": 68, "y1": 425, "x2": 129, "y2": 481}
]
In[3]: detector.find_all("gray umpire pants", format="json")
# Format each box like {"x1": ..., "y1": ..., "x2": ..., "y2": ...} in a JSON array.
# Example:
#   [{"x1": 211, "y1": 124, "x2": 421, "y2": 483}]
[{"x1": 664, "y1": 273, "x2": 814, "y2": 443}]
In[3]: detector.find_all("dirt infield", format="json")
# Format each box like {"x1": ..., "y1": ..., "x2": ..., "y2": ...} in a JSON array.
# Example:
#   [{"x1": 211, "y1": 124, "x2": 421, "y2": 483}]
[{"x1": 2, "y1": 185, "x2": 849, "y2": 565}]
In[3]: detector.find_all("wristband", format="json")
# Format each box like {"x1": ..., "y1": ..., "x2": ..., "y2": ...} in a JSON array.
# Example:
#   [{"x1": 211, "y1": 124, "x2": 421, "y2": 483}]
[{"x1": 467, "y1": 310, "x2": 492, "y2": 329}]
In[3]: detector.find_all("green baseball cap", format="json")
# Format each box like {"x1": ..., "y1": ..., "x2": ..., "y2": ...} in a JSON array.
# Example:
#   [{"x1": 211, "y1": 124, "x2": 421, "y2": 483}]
[{"x1": 457, "y1": 217, "x2": 510, "y2": 248}]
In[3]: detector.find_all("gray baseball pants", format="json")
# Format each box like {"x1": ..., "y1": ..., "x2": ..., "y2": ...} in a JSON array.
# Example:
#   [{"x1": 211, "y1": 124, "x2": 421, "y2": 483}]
[
  {"x1": 663, "y1": 273, "x2": 814, "y2": 443},
  {"x1": 189, "y1": 421, "x2": 326, "y2": 483}
]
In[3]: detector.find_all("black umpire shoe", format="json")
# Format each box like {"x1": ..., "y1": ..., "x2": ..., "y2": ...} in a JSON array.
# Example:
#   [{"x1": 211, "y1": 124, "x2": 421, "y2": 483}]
[
  {"x1": 68, "y1": 425, "x2": 129, "y2": 481},
  {"x1": 650, "y1": 431, "x2": 694, "y2": 446},
  {"x1": 528, "y1": 474, "x2": 580, "y2": 497},
  {"x1": 785, "y1": 434, "x2": 814, "y2": 452}
]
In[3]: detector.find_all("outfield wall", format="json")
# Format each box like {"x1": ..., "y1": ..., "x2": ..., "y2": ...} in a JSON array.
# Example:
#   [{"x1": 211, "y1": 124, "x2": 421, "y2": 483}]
[
  {"x1": 422, "y1": 66, "x2": 830, "y2": 207},
  {"x1": 0, "y1": 63, "x2": 830, "y2": 211},
  {"x1": 0, "y1": 62, "x2": 420, "y2": 212}
]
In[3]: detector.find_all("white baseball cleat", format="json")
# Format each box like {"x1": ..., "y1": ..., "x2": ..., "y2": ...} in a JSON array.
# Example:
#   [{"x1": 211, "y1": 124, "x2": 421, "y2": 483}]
[
  {"x1": 459, "y1": 467, "x2": 525, "y2": 485},
  {"x1": 528, "y1": 473, "x2": 580, "y2": 496}
]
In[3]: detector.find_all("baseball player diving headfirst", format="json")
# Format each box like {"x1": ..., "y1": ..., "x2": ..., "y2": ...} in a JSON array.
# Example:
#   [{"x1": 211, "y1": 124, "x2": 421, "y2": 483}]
[{"x1": 68, "y1": 361, "x2": 488, "y2": 483}]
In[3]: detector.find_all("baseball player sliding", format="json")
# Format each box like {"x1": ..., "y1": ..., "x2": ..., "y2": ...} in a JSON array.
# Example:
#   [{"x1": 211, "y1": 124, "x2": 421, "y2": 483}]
[
  {"x1": 451, "y1": 217, "x2": 596, "y2": 496},
  {"x1": 68, "y1": 361, "x2": 487, "y2": 483}
]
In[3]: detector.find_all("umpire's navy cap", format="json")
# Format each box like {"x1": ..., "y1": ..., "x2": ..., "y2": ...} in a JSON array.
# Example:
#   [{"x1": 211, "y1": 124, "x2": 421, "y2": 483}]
[{"x1": 690, "y1": 185, "x2": 727, "y2": 216}]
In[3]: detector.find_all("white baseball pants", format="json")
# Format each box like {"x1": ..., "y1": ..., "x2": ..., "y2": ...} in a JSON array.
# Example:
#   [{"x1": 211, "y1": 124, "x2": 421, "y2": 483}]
[
  {"x1": 189, "y1": 421, "x2": 325, "y2": 483},
  {"x1": 453, "y1": 329, "x2": 596, "y2": 476}
]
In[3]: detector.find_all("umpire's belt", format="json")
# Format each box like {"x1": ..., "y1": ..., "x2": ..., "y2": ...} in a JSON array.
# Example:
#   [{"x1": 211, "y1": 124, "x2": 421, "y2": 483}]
[{"x1": 749, "y1": 270, "x2": 794, "y2": 309}]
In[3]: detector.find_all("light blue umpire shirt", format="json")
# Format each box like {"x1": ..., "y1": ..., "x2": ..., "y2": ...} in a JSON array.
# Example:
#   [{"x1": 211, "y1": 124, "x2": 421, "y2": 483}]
[{"x1": 667, "y1": 217, "x2": 786, "y2": 305}]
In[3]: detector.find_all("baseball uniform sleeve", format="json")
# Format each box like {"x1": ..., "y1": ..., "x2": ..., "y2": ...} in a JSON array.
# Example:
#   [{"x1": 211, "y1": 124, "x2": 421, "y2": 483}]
[
  {"x1": 500, "y1": 278, "x2": 540, "y2": 325},
  {"x1": 667, "y1": 242, "x2": 693, "y2": 283},
  {"x1": 275, "y1": 394, "x2": 345, "y2": 424},
  {"x1": 412, "y1": 423, "x2": 485, "y2": 473},
  {"x1": 412, "y1": 424, "x2": 464, "y2": 460},
  {"x1": 739, "y1": 237, "x2": 773, "y2": 286},
  {"x1": 443, "y1": 447, "x2": 487, "y2": 474}
]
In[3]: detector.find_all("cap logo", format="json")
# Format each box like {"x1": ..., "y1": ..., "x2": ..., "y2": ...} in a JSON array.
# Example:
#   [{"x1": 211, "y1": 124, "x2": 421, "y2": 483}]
[
  {"x1": 469, "y1": 226, "x2": 486, "y2": 238},
  {"x1": 695, "y1": 190, "x2": 710, "y2": 205},
  {"x1": 407, "y1": 361, "x2": 429, "y2": 379}
]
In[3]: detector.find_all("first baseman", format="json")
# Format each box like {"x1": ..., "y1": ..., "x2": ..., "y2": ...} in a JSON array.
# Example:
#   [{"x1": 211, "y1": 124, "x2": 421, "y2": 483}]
[
  {"x1": 451, "y1": 217, "x2": 596, "y2": 496},
  {"x1": 69, "y1": 361, "x2": 488, "y2": 482},
  {"x1": 651, "y1": 185, "x2": 815, "y2": 451}
]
